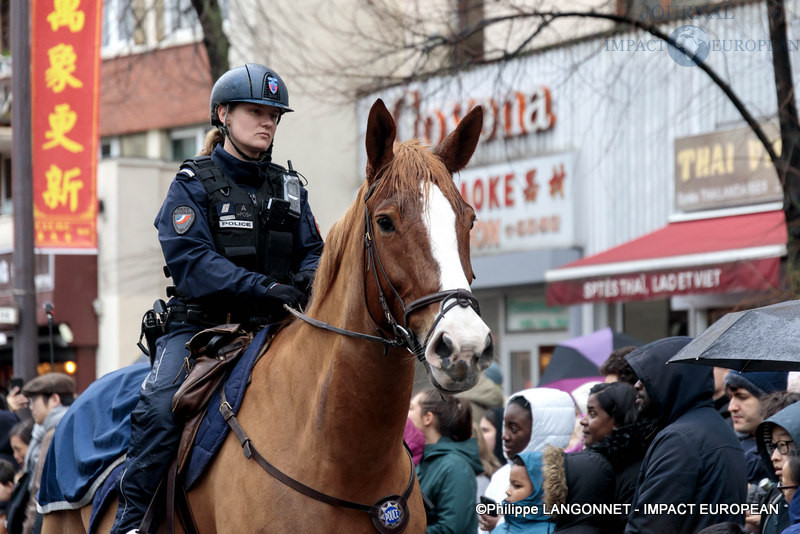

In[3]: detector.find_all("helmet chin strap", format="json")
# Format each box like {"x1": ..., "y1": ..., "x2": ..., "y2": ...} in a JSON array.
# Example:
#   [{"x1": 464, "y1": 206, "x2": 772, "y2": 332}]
[{"x1": 219, "y1": 104, "x2": 272, "y2": 163}]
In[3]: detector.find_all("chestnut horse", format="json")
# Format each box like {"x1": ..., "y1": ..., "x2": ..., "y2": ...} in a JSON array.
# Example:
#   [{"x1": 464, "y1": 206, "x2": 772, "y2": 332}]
[{"x1": 42, "y1": 98, "x2": 493, "y2": 533}]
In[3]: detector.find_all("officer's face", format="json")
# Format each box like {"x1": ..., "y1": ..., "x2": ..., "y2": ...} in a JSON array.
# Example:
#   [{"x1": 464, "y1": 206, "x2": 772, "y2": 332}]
[{"x1": 220, "y1": 103, "x2": 281, "y2": 160}]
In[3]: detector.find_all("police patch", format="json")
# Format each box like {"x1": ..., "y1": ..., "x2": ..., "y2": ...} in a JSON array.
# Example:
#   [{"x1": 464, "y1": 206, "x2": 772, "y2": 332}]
[{"x1": 172, "y1": 206, "x2": 196, "y2": 235}]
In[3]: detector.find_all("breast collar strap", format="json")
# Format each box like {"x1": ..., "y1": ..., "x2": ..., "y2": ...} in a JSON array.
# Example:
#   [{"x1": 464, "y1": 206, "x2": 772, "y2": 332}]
[{"x1": 220, "y1": 387, "x2": 416, "y2": 532}]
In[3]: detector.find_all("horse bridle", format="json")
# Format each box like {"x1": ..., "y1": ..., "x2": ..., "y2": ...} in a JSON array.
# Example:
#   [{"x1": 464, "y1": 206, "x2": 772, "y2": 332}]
[
  {"x1": 287, "y1": 179, "x2": 481, "y2": 363},
  {"x1": 232, "y1": 180, "x2": 483, "y2": 532}
]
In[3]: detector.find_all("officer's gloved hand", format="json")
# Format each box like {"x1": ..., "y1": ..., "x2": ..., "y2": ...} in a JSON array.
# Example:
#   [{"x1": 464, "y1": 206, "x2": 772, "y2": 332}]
[
  {"x1": 292, "y1": 270, "x2": 315, "y2": 294},
  {"x1": 264, "y1": 282, "x2": 308, "y2": 310}
]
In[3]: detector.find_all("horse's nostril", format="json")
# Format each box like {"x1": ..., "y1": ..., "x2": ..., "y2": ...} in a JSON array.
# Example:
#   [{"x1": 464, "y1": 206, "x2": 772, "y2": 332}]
[
  {"x1": 484, "y1": 334, "x2": 495, "y2": 358},
  {"x1": 434, "y1": 334, "x2": 454, "y2": 360}
]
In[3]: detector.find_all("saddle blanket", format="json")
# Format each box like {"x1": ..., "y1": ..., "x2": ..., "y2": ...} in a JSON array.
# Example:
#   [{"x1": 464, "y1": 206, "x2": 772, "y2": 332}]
[{"x1": 37, "y1": 326, "x2": 271, "y2": 517}]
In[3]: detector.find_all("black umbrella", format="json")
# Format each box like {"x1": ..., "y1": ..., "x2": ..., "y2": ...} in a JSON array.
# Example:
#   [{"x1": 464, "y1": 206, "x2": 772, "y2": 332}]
[{"x1": 668, "y1": 299, "x2": 800, "y2": 371}]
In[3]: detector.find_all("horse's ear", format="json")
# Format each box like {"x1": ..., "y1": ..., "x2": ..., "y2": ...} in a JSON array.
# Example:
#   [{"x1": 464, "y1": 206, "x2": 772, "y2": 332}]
[
  {"x1": 365, "y1": 99, "x2": 396, "y2": 184},
  {"x1": 433, "y1": 106, "x2": 483, "y2": 174}
]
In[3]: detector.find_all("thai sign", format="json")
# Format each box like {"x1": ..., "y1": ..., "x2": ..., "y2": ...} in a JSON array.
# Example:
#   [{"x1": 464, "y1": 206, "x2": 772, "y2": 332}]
[
  {"x1": 674, "y1": 125, "x2": 782, "y2": 212},
  {"x1": 459, "y1": 153, "x2": 575, "y2": 256},
  {"x1": 31, "y1": 0, "x2": 102, "y2": 249}
]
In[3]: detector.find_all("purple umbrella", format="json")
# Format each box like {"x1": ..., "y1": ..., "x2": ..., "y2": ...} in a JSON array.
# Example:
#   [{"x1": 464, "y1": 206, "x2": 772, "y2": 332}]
[{"x1": 538, "y1": 327, "x2": 641, "y2": 392}]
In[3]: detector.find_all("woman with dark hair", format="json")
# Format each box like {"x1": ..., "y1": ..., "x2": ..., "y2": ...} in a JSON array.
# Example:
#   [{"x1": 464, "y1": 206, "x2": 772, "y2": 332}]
[
  {"x1": 409, "y1": 388, "x2": 482, "y2": 534},
  {"x1": 5, "y1": 420, "x2": 33, "y2": 534},
  {"x1": 582, "y1": 381, "x2": 650, "y2": 533},
  {"x1": 479, "y1": 407, "x2": 506, "y2": 468}
]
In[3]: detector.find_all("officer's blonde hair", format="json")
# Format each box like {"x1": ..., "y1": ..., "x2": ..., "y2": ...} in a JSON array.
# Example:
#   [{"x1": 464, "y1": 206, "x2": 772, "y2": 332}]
[{"x1": 199, "y1": 129, "x2": 225, "y2": 156}]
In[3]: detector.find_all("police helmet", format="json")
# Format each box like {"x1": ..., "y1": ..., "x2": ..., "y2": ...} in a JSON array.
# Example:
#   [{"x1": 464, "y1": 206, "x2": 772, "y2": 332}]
[{"x1": 210, "y1": 64, "x2": 293, "y2": 126}]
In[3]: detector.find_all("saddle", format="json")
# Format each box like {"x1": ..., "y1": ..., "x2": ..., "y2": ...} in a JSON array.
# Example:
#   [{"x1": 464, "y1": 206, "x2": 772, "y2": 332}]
[{"x1": 143, "y1": 323, "x2": 265, "y2": 534}]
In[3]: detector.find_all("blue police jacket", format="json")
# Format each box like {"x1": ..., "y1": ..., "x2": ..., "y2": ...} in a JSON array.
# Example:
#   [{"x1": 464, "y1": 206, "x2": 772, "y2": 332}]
[{"x1": 154, "y1": 144, "x2": 324, "y2": 309}]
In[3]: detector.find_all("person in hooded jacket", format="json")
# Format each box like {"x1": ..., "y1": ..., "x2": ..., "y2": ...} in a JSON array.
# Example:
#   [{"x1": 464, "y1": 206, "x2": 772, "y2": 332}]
[
  {"x1": 496, "y1": 451, "x2": 550, "y2": 533},
  {"x1": 542, "y1": 446, "x2": 617, "y2": 533},
  {"x1": 409, "y1": 388, "x2": 483, "y2": 534},
  {"x1": 478, "y1": 388, "x2": 575, "y2": 533},
  {"x1": 624, "y1": 337, "x2": 747, "y2": 533},
  {"x1": 581, "y1": 381, "x2": 648, "y2": 533},
  {"x1": 755, "y1": 400, "x2": 800, "y2": 534}
]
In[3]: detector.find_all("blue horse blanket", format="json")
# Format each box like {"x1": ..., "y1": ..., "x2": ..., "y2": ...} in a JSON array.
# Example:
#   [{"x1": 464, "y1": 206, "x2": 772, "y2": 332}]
[{"x1": 38, "y1": 326, "x2": 270, "y2": 514}]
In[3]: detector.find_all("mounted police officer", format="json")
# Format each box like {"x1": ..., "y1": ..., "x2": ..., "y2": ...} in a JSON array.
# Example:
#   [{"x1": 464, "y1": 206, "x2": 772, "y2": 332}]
[{"x1": 112, "y1": 63, "x2": 324, "y2": 534}]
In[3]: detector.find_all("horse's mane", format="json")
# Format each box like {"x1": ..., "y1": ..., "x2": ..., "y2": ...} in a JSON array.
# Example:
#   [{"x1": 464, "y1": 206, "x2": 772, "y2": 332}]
[{"x1": 312, "y1": 139, "x2": 469, "y2": 299}]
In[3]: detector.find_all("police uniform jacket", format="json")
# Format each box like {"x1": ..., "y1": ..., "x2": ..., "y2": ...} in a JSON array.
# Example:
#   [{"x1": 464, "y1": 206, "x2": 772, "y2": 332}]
[{"x1": 155, "y1": 144, "x2": 324, "y2": 316}]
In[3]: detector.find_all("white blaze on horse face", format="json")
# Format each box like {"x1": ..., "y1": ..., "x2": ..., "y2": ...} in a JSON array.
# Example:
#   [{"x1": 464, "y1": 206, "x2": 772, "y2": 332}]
[{"x1": 421, "y1": 184, "x2": 492, "y2": 392}]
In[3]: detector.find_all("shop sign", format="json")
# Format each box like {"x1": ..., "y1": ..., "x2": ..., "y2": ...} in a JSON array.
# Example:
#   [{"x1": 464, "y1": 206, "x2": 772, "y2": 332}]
[
  {"x1": 546, "y1": 257, "x2": 779, "y2": 305},
  {"x1": 506, "y1": 297, "x2": 568, "y2": 332},
  {"x1": 388, "y1": 87, "x2": 556, "y2": 146},
  {"x1": 31, "y1": 0, "x2": 102, "y2": 249},
  {"x1": 459, "y1": 153, "x2": 575, "y2": 256},
  {"x1": 674, "y1": 124, "x2": 782, "y2": 212}
]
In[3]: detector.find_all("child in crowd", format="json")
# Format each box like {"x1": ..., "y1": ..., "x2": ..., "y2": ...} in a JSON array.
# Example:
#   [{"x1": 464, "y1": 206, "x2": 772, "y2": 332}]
[{"x1": 485, "y1": 451, "x2": 549, "y2": 533}]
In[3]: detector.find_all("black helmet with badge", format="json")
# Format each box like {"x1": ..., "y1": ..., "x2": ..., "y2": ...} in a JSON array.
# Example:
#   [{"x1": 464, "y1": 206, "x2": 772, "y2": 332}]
[{"x1": 210, "y1": 64, "x2": 293, "y2": 127}]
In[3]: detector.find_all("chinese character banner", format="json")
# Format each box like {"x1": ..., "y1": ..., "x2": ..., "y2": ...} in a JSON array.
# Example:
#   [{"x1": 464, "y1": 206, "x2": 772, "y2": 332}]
[{"x1": 31, "y1": 0, "x2": 101, "y2": 250}]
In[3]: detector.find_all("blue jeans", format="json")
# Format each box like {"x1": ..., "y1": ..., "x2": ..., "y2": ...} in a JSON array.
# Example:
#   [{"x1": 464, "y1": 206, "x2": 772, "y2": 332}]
[{"x1": 111, "y1": 321, "x2": 201, "y2": 534}]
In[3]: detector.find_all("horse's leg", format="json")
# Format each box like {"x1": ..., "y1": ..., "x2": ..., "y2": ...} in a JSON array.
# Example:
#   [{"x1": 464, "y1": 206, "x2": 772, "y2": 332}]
[{"x1": 41, "y1": 508, "x2": 88, "y2": 534}]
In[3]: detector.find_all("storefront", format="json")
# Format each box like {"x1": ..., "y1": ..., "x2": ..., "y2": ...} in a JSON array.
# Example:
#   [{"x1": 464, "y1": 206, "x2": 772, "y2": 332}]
[
  {"x1": 546, "y1": 124, "x2": 786, "y2": 340},
  {"x1": 359, "y1": 1, "x2": 787, "y2": 394}
]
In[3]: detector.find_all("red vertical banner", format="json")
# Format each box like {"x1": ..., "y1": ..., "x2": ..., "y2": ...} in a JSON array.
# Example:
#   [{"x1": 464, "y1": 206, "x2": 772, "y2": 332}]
[{"x1": 31, "y1": 0, "x2": 101, "y2": 250}]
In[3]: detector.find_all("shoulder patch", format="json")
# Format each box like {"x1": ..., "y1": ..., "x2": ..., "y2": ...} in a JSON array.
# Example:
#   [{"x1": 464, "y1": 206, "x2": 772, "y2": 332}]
[{"x1": 172, "y1": 206, "x2": 196, "y2": 234}]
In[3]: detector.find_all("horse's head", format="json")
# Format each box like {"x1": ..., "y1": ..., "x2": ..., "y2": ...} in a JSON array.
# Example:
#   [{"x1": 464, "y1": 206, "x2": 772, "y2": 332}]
[{"x1": 362, "y1": 98, "x2": 493, "y2": 392}]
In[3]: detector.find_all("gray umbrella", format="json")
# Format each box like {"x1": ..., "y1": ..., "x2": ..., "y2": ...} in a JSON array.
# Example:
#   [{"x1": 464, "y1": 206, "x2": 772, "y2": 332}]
[{"x1": 668, "y1": 299, "x2": 800, "y2": 371}]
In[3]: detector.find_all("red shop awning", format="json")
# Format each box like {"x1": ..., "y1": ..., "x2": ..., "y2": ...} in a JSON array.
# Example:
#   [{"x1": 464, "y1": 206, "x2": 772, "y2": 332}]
[{"x1": 545, "y1": 210, "x2": 787, "y2": 306}]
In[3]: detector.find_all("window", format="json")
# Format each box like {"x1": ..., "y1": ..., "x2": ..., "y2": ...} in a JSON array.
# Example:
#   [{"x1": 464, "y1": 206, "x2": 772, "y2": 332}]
[
  {"x1": 170, "y1": 127, "x2": 205, "y2": 161},
  {"x1": 100, "y1": 137, "x2": 120, "y2": 159},
  {"x1": 102, "y1": 0, "x2": 134, "y2": 51},
  {"x1": 163, "y1": 0, "x2": 199, "y2": 35}
]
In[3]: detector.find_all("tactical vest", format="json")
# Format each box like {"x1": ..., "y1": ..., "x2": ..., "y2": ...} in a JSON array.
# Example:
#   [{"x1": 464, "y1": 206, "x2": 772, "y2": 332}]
[{"x1": 179, "y1": 156, "x2": 300, "y2": 283}]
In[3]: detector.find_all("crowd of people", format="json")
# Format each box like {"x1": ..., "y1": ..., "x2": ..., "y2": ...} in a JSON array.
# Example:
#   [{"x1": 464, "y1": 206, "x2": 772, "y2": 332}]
[
  {"x1": 407, "y1": 337, "x2": 800, "y2": 534},
  {"x1": 0, "y1": 372, "x2": 74, "y2": 534}
]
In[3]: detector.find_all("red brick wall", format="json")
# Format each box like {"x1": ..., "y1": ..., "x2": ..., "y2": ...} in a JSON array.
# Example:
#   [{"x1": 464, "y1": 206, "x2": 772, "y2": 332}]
[{"x1": 100, "y1": 44, "x2": 213, "y2": 137}]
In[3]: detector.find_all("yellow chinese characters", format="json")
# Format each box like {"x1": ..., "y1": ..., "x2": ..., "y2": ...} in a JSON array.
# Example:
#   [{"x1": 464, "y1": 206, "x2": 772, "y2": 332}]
[
  {"x1": 43, "y1": 164, "x2": 84, "y2": 212},
  {"x1": 43, "y1": 104, "x2": 84, "y2": 152},
  {"x1": 47, "y1": 0, "x2": 85, "y2": 32},
  {"x1": 46, "y1": 44, "x2": 83, "y2": 93}
]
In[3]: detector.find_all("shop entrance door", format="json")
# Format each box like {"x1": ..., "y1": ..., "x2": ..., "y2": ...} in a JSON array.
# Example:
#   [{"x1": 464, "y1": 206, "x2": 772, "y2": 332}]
[{"x1": 501, "y1": 332, "x2": 566, "y2": 396}]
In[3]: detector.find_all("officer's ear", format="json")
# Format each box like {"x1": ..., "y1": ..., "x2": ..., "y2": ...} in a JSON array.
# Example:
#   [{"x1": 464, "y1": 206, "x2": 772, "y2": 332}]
[{"x1": 217, "y1": 104, "x2": 231, "y2": 126}]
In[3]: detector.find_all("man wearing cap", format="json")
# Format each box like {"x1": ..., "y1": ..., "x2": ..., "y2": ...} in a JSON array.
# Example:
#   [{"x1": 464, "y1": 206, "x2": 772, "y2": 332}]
[
  {"x1": 725, "y1": 370, "x2": 788, "y2": 488},
  {"x1": 21, "y1": 372, "x2": 74, "y2": 534}
]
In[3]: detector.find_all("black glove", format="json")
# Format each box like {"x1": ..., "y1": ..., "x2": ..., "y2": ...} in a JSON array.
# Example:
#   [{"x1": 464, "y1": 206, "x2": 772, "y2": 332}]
[
  {"x1": 292, "y1": 270, "x2": 315, "y2": 294},
  {"x1": 264, "y1": 282, "x2": 308, "y2": 310}
]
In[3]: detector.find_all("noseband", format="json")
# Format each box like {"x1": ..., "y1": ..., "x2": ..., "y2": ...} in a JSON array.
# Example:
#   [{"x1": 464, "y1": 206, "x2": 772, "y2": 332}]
[{"x1": 286, "y1": 179, "x2": 480, "y2": 358}]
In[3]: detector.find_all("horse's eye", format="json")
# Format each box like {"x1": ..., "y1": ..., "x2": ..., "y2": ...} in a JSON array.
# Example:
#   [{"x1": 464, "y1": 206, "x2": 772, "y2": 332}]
[
  {"x1": 376, "y1": 215, "x2": 395, "y2": 232},
  {"x1": 470, "y1": 217, "x2": 476, "y2": 230}
]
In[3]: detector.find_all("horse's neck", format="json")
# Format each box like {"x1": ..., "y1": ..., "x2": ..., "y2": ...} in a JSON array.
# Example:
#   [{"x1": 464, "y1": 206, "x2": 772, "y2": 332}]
[
  {"x1": 260, "y1": 282, "x2": 415, "y2": 486},
  {"x1": 308, "y1": 296, "x2": 416, "y2": 477}
]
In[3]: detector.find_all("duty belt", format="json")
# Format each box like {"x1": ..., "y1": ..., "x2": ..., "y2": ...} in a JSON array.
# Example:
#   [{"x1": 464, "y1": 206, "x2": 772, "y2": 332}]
[{"x1": 167, "y1": 305, "x2": 253, "y2": 327}]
